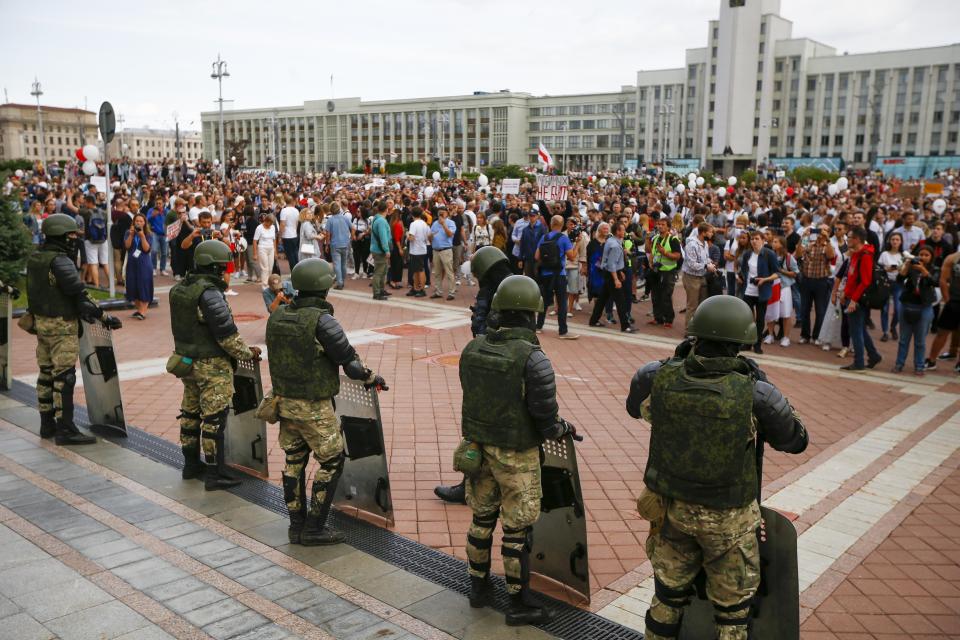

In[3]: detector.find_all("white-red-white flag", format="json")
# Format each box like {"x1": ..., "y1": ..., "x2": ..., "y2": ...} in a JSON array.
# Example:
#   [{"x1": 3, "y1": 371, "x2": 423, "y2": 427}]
[{"x1": 538, "y1": 143, "x2": 554, "y2": 167}]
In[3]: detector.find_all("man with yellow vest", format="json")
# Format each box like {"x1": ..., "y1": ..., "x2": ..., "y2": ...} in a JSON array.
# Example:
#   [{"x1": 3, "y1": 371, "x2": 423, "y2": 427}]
[{"x1": 646, "y1": 216, "x2": 682, "y2": 328}]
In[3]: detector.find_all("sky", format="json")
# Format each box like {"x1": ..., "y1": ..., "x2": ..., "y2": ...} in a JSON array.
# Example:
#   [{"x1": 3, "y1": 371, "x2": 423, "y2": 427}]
[{"x1": 2, "y1": 0, "x2": 959, "y2": 133}]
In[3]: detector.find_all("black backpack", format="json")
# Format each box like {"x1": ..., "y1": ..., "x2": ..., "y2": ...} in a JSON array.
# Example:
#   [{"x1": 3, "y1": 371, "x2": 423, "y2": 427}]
[
  {"x1": 538, "y1": 232, "x2": 562, "y2": 272},
  {"x1": 860, "y1": 260, "x2": 892, "y2": 310}
]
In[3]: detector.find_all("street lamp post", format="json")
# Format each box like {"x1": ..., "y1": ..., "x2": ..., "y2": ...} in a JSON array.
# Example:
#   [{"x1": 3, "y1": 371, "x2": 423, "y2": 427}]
[
  {"x1": 658, "y1": 103, "x2": 674, "y2": 187},
  {"x1": 612, "y1": 96, "x2": 628, "y2": 170},
  {"x1": 30, "y1": 78, "x2": 45, "y2": 167},
  {"x1": 211, "y1": 54, "x2": 230, "y2": 179}
]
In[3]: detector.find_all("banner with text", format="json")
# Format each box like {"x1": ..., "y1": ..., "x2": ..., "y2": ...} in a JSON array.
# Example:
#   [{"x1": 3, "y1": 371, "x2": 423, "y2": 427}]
[
  {"x1": 501, "y1": 178, "x2": 521, "y2": 195},
  {"x1": 536, "y1": 175, "x2": 569, "y2": 201}
]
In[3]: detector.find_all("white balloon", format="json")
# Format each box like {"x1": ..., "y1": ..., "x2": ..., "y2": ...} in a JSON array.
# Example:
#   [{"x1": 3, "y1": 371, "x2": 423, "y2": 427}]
[
  {"x1": 432, "y1": 171, "x2": 441, "y2": 181},
  {"x1": 14, "y1": 169, "x2": 23, "y2": 178},
  {"x1": 696, "y1": 177, "x2": 705, "y2": 187},
  {"x1": 214, "y1": 158, "x2": 220, "y2": 166},
  {"x1": 331, "y1": 171, "x2": 338, "y2": 178},
  {"x1": 599, "y1": 178, "x2": 608, "y2": 188},
  {"x1": 933, "y1": 198, "x2": 947, "y2": 215},
  {"x1": 827, "y1": 183, "x2": 839, "y2": 196},
  {"x1": 478, "y1": 174, "x2": 489, "y2": 186},
  {"x1": 728, "y1": 176, "x2": 737, "y2": 186},
  {"x1": 837, "y1": 176, "x2": 849, "y2": 191},
  {"x1": 82, "y1": 144, "x2": 100, "y2": 163},
  {"x1": 771, "y1": 184, "x2": 781, "y2": 193},
  {"x1": 809, "y1": 185, "x2": 819, "y2": 194},
  {"x1": 82, "y1": 160, "x2": 97, "y2": 176},
  {"x1": 687, "y1": 172, "x2": 697, "y2": 182},
  {"x1": 676, "y1": 183, "x2": 686, "y2": 194},
  {"x1": 717, "y1": 187, "x2": 727, "y2": 198},
  {"x1": 392, "y1": 183, "x2": 401, "y2": 191},
  {"x1": 424, "y1": 186, "x2": 435, "y2": 199}
]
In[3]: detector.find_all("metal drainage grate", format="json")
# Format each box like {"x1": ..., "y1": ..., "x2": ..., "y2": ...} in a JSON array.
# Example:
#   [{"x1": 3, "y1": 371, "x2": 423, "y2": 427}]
[{"x1": 4, "y1": 380, "x2": 644, "y2": 640}]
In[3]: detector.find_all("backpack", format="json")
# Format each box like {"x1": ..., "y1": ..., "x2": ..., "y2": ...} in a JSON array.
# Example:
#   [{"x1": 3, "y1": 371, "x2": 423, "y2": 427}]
[
  {"x1": 860, "y1": 260, "x2": 891, "y2": 310},
  {"x1": 87, "y1": 210, "x2": 108, "y2": 244},
  {"x1": 538, "y1": 232, "x2": 562, "y2": 272}
]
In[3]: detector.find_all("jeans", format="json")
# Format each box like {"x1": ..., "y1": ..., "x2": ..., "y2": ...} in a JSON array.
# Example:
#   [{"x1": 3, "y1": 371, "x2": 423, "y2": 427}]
[
  {"x1": 537, "y1": 273, "x2": 569, "y2": 335},
  {"x1": 743, "y1": 295, "x2": 767, "y2": 349},
  {"x1": 881, "y1": 281, "x2": 904, "y2": 334},
  {"x1": 283, "y1": 237, "x2": 300, "y2": 269},
  {"x1": 725, "y1": 271, "x2": 737, "y2": 297},
  {"x1": 151, "y1": 233, "x2": 168, "y2": 272},
  {"x1": 847, "y1": 304, "x2": 881, "y2": 368},
  {"x1": 589, "y1": 271, "x2": 630, "y2": 330},
  {"x1": 331, "y1": 246, "x2": 350, "y2": 286},
  {"x1": 799, "y1": 277, "x2": 832, "y2": 340},
  {"x1": 896, "y1": 303, "x2": 934, "y2": 371},
  {"x1": 245, "y1": 244, "x2": 261, "y2": 281}
]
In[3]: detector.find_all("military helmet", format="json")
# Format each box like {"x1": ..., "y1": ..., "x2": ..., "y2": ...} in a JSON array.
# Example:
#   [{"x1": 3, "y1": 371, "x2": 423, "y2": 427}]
[
  {"x1": 491, "y1": 275, "x2": 544, "y2": 313},
  {"x1": 471, "y1": 246, "x2": 508, "y2": 280},
  {"x1": 194, "y1": 240, "x2": 233, "y2": 267},
  {"x1": 687, "y1": 295, "x2": 758, "y2": 345},
  {"x1": 291, "y1": 258, "x2": 336, "y2": 292},
  {"x1": 41, "y1": 213, "x2": 79, "y2": 237}
]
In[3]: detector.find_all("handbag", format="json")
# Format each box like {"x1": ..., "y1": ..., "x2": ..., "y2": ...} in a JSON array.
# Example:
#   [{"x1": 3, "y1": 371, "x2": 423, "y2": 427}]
[{"x1": 300, "y1": 242, "x2": 316, "y2": 256}]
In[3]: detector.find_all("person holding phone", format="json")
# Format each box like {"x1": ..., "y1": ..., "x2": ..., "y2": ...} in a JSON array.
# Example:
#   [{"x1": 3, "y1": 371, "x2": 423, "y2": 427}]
[
  {"x1": 124, "y1": 212, "x2": 153, "y2": 320},
  {"x1": 797, "y1": 224, "x2": 837, "y2": 344},
  {"x1": 737, "y1": 230, "x2": 780, "y2": 354}
]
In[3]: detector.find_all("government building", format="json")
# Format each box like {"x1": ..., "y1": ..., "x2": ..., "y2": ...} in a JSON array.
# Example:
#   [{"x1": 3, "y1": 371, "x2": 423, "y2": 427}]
[
  {"x1": 0, "y1": 103, "x2": 98, "y2": 163},
  {"x1": 200, "y1": 0, "x2": 960, "y2": 176}
]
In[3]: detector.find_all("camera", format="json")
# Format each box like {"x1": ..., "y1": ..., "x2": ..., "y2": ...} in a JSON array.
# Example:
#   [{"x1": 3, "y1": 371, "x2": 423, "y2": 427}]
[
  {"x1": 903, "y1": 251, "x2": 920, "y2": 265},
  {"x1": 751, "y1": 277, "x2": 761, "y2": 285},
  {"x1": 567, "y1": 224, "x2": 582, "y2": 242},
  {"x1": 200, "y1": 228, "x2": 214, "y2": 240}
]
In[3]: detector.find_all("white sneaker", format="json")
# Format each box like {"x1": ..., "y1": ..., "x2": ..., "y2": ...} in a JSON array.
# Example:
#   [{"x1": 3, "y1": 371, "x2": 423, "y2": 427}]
[
  {"x1": 225, "y1": 290, "x2": 239, "y2": 296},
  {"x1": 549, "y1": 310, "x2": 556, "y2": 316},
  {"x1": 574, "y1": 303, "x2": 583, "y2": 311},
  {"x1": 456, "y1": 279, "x2": 462, "y2": 286},
  {"x1": 567, "y1": 312, "x2": 573, "y2": 317},
  {"x1": 814, "y1": 339, "x2": 822, "y2": 346},
  {"x1": 798, "y1": 338, "x2": 809, "y2": 345},
  {"x1": 822, "y1": 343, "x2": 831, "y2": 351},
  {"x1": 763, "y1": 334, "x2": 774, "y2": 345},
  {"x1": 351, "y1": 274, "x2": 360, "y2": 280},
  {"x1": 780, "y1": 337, "x2": 791, "y2": 347}
]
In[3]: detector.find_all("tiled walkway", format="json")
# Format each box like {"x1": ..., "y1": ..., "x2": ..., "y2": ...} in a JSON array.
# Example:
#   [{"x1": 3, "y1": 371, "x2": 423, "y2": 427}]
[
  {"x1": 0, "y1": 403, "x2": 554, "y2": 640},
  {"x1": 7, "y1": 273, "x2": 960, "y2": 638}
]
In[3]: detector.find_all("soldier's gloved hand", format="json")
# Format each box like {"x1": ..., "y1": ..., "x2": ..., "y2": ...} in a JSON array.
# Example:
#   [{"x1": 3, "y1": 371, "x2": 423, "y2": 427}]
[
  {"x1": 364, "y1": 375, "x2": 388, "y2": 392},
  {"x1": 249, "y1": 346, "x2": 263, "y2": 361},
  {"x1": 102, "y1": 315, "x2": 123, "y2": 330},
  {"x1": 558, "y1": 418, "x2": 583, "y2": 442}
]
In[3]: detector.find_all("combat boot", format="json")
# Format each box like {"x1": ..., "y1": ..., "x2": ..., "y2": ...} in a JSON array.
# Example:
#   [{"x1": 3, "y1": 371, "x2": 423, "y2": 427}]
[
  {"x1": 288, "y1": 509, "x2": 306, "y2": 544},
  {"x1": 469, "y1": 574, "x2": 492, "y2": 608},
  {"x1": 54, "y1": 420, "x2": 97, "y2": 446},
  {"x1": 39, "y1": 410, "x2": 57, "y2": 439},
  {"x1": 181, "y1": 454, "x2": 205, "y2": 480},
  {"x1": 204, "y1": 428, "x2": 242, "y2": 491},
  {"x1": 301, "y1": 473, "x2": 345, "y2": 546},
  {"x1": 434, "y1": 479, "x2": 467, "y2": 504},
  {"x1": 505, "y1": 589, "x2": 553, "y2": 626},
  {"x1": 54, "y1": 371, "x2": 95, "y2": 445}
]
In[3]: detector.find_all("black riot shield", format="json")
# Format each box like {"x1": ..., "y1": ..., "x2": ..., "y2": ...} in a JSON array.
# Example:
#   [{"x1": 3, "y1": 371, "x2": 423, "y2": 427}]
[
  {"x1": 530, "y1": 434, "x2": 590, "y2": 603},
  {"x1": 332, "y1": 376, "x2": 393, "y2": 526},
  {"x1": 78, "y1": 317, "x2": 126, "y2": 436},
  {"x1": 0, "y1": 292, "x2": 11, "y2": 391},
  {"x1": 678, "y1": 506, "x2": 799, "y2": 640},
  {"x1": 225, "y1": 358, "x2": 269, "y2": 477}
]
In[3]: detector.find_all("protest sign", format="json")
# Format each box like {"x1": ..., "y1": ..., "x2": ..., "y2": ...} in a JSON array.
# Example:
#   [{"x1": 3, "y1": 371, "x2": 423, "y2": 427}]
[{"x1": 536, "y1": 175, "x2": 568, "y2": 201}]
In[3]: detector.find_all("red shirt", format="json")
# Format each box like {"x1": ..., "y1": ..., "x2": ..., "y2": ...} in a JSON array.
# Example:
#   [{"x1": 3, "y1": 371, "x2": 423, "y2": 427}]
[{"x1": 844, "y1": 244, "x2": 875, "y2": 303}]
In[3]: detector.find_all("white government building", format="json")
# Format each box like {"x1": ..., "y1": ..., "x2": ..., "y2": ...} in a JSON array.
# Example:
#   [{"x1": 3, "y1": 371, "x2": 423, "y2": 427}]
[{"x1": 201, "y1": 0, "x2": 960, "y2": 176}]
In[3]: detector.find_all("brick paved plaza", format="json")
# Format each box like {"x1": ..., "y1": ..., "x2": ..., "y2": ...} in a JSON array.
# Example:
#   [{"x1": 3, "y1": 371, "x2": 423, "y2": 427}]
[{"x1": 3, "y1": 275, "x2": 960, "y2": 639}]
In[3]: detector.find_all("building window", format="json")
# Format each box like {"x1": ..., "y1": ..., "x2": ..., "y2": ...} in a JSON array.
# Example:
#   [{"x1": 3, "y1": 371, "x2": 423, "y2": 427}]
[
  {"x1": 855, "y1": 134, "x2": 864, "y2": 145},
  {"x1": 835, "y1": 135, "x2": 843, "y2": 145},
  {"x1": 775, "y1": 60, "x2": 784, "y2": 73},
  {"x1": 770, "y1": 136, "x2": 778, "y2": 147},
  {"x1": 688, "y1": 65, "x2": 697, "y2": 79},
  {"x1": 583, "y1": 105, "x2": 595, "y2": 115},
  {"x1": 529, "y1": 137, "x2": 539, "y2": 148},
  {"x1": 934, "y1": 111, "x2": 943, "y2": 123},
  {"x1": 909, "y1": 112, "x2": 920, "y2": 125}
]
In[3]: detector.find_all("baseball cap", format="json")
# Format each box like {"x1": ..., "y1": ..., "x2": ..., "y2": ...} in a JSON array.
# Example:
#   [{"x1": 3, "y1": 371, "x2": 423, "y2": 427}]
[{"x1": 531, "y1": 203, "x2": 540, "y2": 212}]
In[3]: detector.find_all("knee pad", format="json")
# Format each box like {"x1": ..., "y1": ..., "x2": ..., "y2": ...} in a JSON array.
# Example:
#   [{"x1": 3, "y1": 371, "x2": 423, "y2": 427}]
[
  {"x1": 53, "y1": 368, "x2": 77, "y2": 388},
  {"x1": 654, "y1": 577, "x2": 693, "y2": 610}
]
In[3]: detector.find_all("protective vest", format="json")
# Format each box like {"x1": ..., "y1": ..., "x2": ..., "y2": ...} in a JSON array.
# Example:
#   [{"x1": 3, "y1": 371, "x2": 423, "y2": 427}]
[
  {"x1": 460, "y1": 327, "x2": 540, "y2": 450},
  {"x1": 266, "y1": 297, "x2": 340, "y2": 401},
  {"x1": 652, "y1": 234, "x2": 678, "y2": 271},
  {"x1": 645, "y1": 353, "x2": 758, "y2": 509},
  {"x1": 27, "y1": 249, "x2": 77, "y2": 319},
  {"x1": 169, "y1": 274, "x2": 229, "y2": 359}
]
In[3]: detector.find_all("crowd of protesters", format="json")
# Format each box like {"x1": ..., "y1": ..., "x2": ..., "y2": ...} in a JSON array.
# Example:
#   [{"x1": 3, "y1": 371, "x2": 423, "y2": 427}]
[{"x1": 6, "y1": 156, "x2": 960, "y2": 376}]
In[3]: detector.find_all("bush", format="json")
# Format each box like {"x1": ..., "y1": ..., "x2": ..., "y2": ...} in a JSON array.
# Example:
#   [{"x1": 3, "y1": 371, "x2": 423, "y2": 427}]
[
  {"x1": 699, "y1": 169, "x2": 719, "y2": 185},
  {"x1": 0, "y1": 178, "x2": 32, "y2": 285},
  {"x1": 789, "y1": 166, "x2": 839, "y2": 184},
  {"x1": 0, "y1": 159, "x2": 33, "y2": 173},
  {"x1": 739, "y1": 169, "x2": 757, "y2": 186},
  {"x1": 482, "y1": 165, "x2": 527, "y2": 181}
]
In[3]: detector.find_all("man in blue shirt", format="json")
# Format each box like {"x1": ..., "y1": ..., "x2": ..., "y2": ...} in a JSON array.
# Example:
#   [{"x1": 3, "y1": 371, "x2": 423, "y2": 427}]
[
  {"x1": 588, "y1": 222, "x2": 634, "y2": 333},
  {"x1": 325, "y1": 202, "x2": 353, "y2": 289},
  {"x1": 535, "y1": 215, "x2": 579, "y2": 339},
  {"x1": 370, "y1": 201, "x2": 392, "y2": 300},
  {"x1": 429, "y1": 205, "x2": 457, "y2": 300}
]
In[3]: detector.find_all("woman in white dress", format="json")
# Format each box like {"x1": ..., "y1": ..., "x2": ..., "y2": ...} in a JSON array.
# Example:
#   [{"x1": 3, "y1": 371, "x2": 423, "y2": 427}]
[
  {"x1": 253, "y1": 215, "x2": 278, "y2": 287},
  {"x1": 299, "y1": 205, "x2": 322, "y2": 262}
]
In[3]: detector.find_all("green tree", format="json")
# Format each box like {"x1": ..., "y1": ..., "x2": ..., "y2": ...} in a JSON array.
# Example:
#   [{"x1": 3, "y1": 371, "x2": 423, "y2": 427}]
[{"x1": 0, "y1": 175, "x2": 32, "y2": 285}]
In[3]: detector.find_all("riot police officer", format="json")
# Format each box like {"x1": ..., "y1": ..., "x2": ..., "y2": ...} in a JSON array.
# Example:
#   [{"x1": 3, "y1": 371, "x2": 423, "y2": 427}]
[
  {"x1": 26, "y1": 214, "x2": 121, "y2": 445},
  {"x1": 266, "y1": 259, "x2": 387, "y2": 546},
  {"x1": 625, "y1": 295, "x2": 808, "y2": 640},
  {"x1": 459, "y1": 275, "x2": 575, "y2": 626},
  {"x1": 435, "y1": 245, "x2": 513, "y2": 505},
  {"x1": 169, "y1": 240, "x2": 260, "y2": 490}
]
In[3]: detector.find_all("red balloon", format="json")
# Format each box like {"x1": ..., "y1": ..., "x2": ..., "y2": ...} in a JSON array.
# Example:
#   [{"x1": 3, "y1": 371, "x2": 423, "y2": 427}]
[
  {"x1": 75, "y1": 148, "x2": 85, "y2": 162},
  {"x1": 726, "y1": 186, "x2": 735, "y2": 194},
  {"x1": 786, "y1": 187, "x2": 795, "y2": 197}
]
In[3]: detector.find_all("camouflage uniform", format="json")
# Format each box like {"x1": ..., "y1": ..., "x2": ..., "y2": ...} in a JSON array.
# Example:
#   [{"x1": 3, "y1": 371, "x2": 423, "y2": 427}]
[
  {"x1": 276, "y1": 397, "x2": 344, "y2": 518},
  {"x1": 627, "y1": 338, "x2": 808, "y2": 640},
  {"x1": 34, "y1": 315, "x2": 79, "y2": 420},
  {"x1": 465, "y1": 445, "x2": 542, "y2": 590},
  {"x1": 177, "y1": 333, "x2": 253, "y2": 463}
]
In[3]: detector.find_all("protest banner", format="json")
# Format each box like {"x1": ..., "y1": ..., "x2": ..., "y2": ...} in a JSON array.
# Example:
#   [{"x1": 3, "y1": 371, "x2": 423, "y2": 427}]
[
  {"x1": 536, "y1": 175, "x2": 568, "y2": 201},
  {"x1": 502, "y1": 178, "x2": 521, "y2": 195}
]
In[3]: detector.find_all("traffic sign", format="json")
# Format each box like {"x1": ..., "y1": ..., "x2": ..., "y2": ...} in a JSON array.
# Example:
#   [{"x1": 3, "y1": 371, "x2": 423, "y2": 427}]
[{"x1": 99, "y1": 102, "x2": 116, "y2": 144}]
